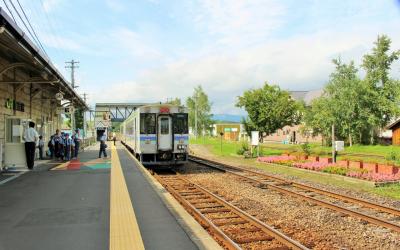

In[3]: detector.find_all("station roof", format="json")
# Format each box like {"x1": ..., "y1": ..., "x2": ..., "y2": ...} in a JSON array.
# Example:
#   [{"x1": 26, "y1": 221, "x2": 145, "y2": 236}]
[
  {"x1": 0, "y1": 8, "x2": 88, "y2": 110},
  {"x1": 289, "y1": 89, "x2": 323, "y2": 105}
]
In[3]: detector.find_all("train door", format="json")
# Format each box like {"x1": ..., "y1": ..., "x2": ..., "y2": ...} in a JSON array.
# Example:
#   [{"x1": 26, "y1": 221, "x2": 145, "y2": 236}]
[{"x1": 158, "y1": 116, "x2": 172, "y2": 150}]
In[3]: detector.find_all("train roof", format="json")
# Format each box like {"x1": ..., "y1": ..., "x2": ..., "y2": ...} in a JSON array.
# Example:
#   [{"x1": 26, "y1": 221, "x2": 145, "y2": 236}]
[{"x1": 138, "y1": 103, "x2": 187, "y2": 109}]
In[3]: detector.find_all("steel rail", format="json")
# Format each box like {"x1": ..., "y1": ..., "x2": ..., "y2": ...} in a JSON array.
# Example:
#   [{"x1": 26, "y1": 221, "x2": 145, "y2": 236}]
[
  {"x1": 154, "y1": 174, "x2": 241, "y2": 250},
  {"x1": 154, "y1": 172, "x2": 309, "y2": 250},
  {"x1": 189, "y1": 155, "x2": 400, "y2": 233}
]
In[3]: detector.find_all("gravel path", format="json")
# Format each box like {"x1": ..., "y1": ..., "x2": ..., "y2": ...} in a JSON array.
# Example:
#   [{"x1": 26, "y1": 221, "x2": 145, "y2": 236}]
[{"x1": 179, "y1": 159, "x2": 400, "y2": 249}]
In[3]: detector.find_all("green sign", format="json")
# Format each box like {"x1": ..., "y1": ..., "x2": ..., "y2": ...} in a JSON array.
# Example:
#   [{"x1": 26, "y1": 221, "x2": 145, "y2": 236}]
[
  {"x1": 5, "y1": 98, "x2": 24, "y2": 112},
  {"x1": 224, "y1": 128, "x2": 231, "y2": 132}
]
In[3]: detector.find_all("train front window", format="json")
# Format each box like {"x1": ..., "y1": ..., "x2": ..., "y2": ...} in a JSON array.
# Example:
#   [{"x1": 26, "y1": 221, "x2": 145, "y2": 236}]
[
  {"x1": 173, "y1": 114, "x2": 188, "y2": 134},
  {"x1": 140, "y1": 113, "x2": 156, "y2": 134},
  {"x1": 160, "y1": 117, "x2": 169, "y2": 134}
]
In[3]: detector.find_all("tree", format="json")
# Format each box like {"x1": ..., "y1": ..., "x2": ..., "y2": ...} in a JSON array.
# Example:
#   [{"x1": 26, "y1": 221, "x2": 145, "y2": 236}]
[
  {"x1": 186, "y1": 85, "x2": 213, "y2": 136},
  {"x1": 166, "y1": 97, "x2": 182, "y2": 105},
  {"x1": 362, "y1": 35, "x2": 400, "y2": 136},
  {"x1": 305, "y1": 59, "x2": 364, "y2": 146},
  {"x1": 305, "y1": 35, "x2": 400, "y2": 145},
  {"x1": 236, "y1": 83, "x2": 302, "y2": 141},
  {"x1": 75, "y1": 108, "x2": 84, "y2": 129}
]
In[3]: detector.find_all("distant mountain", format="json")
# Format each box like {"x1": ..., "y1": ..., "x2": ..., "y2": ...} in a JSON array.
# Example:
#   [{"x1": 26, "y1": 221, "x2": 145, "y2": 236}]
[{"x1": 212, "y1": 114, "x2": 244, "y2": 123}]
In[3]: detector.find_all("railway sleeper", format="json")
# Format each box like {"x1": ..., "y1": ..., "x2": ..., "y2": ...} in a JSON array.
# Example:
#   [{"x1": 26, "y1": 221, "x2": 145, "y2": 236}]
[
  {"x1": 200, "y1": 208, "x2": 232, "y2": 214},
  {"x1": 195, "y1": 204, "x2": 224, "y2": 209},
  {"x1": 233, "y1": 234, "x2": 275, "y2": 244},
  {"x1": 210, "y1": 215, "x2": 241, "y2": 221},
  {"x1": 222, "y1": 226, "x2": 261, "y2": 234},
  {"x1": 214, "y1": 219, "x2": 248, "y2": 226},
  {"x1": 190, "y1": 199, "x2": 218, "y2": 204}
]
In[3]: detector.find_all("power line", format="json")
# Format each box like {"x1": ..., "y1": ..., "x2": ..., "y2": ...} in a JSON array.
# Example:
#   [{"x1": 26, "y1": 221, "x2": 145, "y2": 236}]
[
  {"x1": 15, "y1": 0, "x2": 48, "y2": 58},
  {"x1": 2, "y1": 0, "x2": 16, "y2": 23}
]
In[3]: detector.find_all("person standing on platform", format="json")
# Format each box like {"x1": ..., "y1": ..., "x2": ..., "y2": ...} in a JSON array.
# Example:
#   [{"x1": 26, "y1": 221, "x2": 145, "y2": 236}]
[
  {"x1": 52, "y1": 130, "x2": 62, "y2": 160},
  {"x1": 73, "y1": 129, "x2": 81, "y2": 158},
  {"x1": 38, "y1": 135, "x2": 44, "y2": 160},
  {"x1": 48, "y1": 135, "x2": 55, "y2": 158},
  {"x1": 64, "y1": 133, "x2": 74, "y2": 161},
  {"x1": 23, "y1": 122, "x2": 39, "y2": 170},
  {"x1": 112, "y1": 132, "x2": 116, "y2": 146},
  {"x1": 99, "y1": 132, "x2": 107, "y2": 158}
]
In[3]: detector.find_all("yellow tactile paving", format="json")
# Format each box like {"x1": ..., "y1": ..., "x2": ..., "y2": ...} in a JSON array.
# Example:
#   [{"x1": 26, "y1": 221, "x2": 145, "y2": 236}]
[
  {"x1": 51, "y1": 161, "x2": 70, "y2": 170},
  {"x1": 109, "y1": 145, "x2": 145, "y2": 250}
]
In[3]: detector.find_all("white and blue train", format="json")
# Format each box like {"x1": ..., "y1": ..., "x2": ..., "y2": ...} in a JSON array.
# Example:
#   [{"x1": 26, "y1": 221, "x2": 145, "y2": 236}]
[{"x1": 120, "y1": 104, "x2": 189, "y2": 166}]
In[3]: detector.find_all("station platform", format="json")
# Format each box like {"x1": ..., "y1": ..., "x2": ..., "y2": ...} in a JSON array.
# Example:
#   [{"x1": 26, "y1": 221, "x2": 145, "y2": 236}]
[{"x1": 0, "y1": 143, "x2": 211, "y2": 250}]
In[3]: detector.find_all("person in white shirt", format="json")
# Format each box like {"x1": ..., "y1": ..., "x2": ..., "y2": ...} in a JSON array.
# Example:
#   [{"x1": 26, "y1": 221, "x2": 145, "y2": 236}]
[
  {"x1": 73, "y1": 129, "x2": 82, "y2": 158},
  {"x1": 23, "y1": 121, "x2": 39, "y2": 169}
]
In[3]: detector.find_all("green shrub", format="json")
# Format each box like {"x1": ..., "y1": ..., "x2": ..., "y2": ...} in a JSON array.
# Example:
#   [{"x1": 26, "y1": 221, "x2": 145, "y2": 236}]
[
  {"x1": 300, "y1": 142, "x2": 311, "y2": 156},
  {"x1": 237, "y1": 140, "x2": 249, "y2": 156},
  {"x1": 322, "y1": 166, "x2": 349, "y2": 176},
  {"x1": 386, "y1": 150, "x2": 399, "y2": 162}
]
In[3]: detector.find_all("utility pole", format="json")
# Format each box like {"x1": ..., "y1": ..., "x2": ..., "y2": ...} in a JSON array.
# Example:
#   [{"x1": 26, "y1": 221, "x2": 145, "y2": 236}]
[
  {"x1": 82, "y1": 93, "x2": 88, "y2": 143},
  {"x1": 65, "y1": 60, "x2": 79, "y2": 132},
  {"x1": 65, "y1": 60, "x2": 79, "y2": 89}
]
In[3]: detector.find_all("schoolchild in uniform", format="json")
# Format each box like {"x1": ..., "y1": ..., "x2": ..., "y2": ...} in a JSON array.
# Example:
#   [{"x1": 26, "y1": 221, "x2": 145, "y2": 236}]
[
  {"x1": 64, "y1": 133, "x2": 74, "y2": 161},
  {"x1": 48, "y1": 135, "x2": 55, "y2": 158}
]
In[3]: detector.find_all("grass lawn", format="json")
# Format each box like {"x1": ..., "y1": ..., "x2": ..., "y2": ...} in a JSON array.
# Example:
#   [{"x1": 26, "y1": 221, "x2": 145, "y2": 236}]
[{"x1": 190, "y1": 137, "x2": 400, "y2": 200}]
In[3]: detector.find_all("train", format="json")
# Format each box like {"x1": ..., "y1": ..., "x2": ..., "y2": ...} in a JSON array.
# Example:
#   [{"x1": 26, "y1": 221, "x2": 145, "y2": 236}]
[{"x1": 120, "y1": 104, "x2": 189, "y2": 166}]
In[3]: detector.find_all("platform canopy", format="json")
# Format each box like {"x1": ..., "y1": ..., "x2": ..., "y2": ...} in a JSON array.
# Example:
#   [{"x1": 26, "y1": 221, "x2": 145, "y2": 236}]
[{"x1": 0, "y1": 8, "x2": 88, "y2": 110}]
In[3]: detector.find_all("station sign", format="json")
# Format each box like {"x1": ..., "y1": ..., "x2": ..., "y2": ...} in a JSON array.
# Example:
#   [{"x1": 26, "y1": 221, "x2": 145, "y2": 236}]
[
  {"x1": 5, "y1": 98, "x2": 24, "y2": 112},
  {"x1": 57, "y1": 107, "x2": 74, "y2": 114},
  {"x1": 251, "y1": 131, "x2": 259, "y2": 146},
  {"x1": 335, "y1": 141, "x2": 344, "y2": 151}
]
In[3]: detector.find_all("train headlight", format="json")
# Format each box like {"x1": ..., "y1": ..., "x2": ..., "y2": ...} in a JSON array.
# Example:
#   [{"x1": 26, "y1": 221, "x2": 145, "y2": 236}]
[{"x1": 177, "y1": 144, "x2": 187, "y2": 150}]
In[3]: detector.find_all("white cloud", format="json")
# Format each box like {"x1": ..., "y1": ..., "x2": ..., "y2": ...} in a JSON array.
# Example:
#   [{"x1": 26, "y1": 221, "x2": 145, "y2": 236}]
[
  {"x1": 191, "y1": 0, "x2": 286, "y2": 48},
  {"x1": 42, "y1": 0, "x2": 62, "y2": 13},
  {"x1": 105, "y1": 0, "x2": 124, "y2": 12},
  {"x1": 41, "y1": 33, "x2": 82, "y2": 51},
  {"x1": 94, "y1": 22, "x2": 400, "y2": 115}
]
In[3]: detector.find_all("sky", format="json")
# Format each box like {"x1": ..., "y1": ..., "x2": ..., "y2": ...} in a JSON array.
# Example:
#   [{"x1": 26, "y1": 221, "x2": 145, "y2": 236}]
[{"x1": 1, "y1": 0, "x2": 400, "y2": 115}]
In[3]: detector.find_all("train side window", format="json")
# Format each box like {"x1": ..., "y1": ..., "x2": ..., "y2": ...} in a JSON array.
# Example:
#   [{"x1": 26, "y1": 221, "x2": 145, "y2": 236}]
[
  {"x1": 140, "y1": 113, "x2": 156, "y2": 134},
  {"x1": 173, "y1": 114, "x2": 188, "y2": 134},
  {"x1": 160, "y1": 117, "x2": 169, "y2": 134}
]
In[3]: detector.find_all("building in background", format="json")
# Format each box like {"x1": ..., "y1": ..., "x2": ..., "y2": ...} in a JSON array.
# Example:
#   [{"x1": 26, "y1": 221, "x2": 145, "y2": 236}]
[
  {"x1": 211, "y1": 123, "x2": 244, "y2": 141},
  {"x1": 263, "y1": 90, "x2": 323, "y2": 144}
]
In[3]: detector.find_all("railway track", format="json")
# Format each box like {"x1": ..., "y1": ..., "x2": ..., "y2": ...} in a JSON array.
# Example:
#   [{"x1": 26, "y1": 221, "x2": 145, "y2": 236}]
[
  {"x1": 152, "y1": 170, "x2": 309, "y2": 250},
  {"x1": 188, "y1": 155, "x2": 400, "y2": 234}
]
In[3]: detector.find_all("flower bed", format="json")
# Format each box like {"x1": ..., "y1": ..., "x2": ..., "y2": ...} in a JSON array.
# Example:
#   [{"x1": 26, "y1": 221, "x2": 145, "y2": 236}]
[
  {"x1": 258, "y1": 155, "x2": 400, "y2": 184},
  {"x1": 258, "y1": 155, "x2": 297, "y2": 165}
]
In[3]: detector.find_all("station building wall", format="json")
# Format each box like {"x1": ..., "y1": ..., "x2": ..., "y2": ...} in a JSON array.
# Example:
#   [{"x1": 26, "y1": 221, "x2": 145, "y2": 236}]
[{"x1": 0, "y1": 66, "x2": 61, "y2": 168}]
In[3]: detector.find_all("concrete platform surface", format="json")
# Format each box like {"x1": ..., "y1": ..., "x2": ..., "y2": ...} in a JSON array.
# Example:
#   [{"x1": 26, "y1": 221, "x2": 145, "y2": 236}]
[{"x1": 0, "y1": 143, "x2": 201, "y2": 250}]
